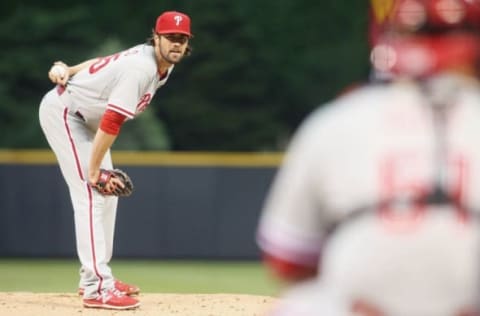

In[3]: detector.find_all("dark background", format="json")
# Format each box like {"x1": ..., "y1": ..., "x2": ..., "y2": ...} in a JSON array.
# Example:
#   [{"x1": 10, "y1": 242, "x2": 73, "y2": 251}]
[{"x1": 0, "y1": 0, "x2": 370, "y2": 151}]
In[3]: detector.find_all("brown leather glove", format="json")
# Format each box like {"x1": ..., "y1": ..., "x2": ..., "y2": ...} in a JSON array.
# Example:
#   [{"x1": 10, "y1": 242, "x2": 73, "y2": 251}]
[{"x1": 92, "y1": 168, "x2": 134, "y2": 197}]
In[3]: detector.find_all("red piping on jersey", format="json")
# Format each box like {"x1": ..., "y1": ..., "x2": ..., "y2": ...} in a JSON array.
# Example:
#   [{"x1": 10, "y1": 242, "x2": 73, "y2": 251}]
[
  {"x1": 63, "y1": 107, "x2": 103, "y2": 295},
  {"x1": 100, "y1": 109, "x2": 126, "y2": 135},
  {"x1": 87, "y1": 184, "x2": 104, "y2": 296},
  {"x1": 106, "y1": 104, "x2": 135, "y2": 118}
]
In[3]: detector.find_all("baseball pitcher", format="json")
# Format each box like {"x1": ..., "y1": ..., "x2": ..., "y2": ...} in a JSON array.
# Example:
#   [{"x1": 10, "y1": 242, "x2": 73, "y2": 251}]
[{"x1": 39, "y1": 11, "x2": 193, "y2": 310}]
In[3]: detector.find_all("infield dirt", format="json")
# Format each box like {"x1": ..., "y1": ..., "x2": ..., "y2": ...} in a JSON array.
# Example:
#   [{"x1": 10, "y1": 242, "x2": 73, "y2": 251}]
[{"x1": 0, "y1": 292, "x2": 277, "y2": 316}]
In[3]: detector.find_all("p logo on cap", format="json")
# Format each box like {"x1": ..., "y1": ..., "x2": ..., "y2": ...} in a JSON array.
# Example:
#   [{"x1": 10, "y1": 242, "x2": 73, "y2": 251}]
[{"x1": 155, "y1": 11, "x2": 192, "y2": 37}]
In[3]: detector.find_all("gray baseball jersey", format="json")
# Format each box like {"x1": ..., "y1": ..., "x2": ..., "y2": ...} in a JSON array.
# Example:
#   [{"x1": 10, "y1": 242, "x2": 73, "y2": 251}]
[
  {"x1": 63, "y1": 44, "x2": 172, "y2": 127},
  {"x1": 257, "y1": 74, "x2": 480, "y2": 315},
  {"x1": 39, "y1": 43, "x2": 173, "y2": 298}
]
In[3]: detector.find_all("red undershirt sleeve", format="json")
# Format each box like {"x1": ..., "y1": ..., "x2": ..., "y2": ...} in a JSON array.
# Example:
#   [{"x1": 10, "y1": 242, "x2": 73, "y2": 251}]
[
  {"x1": 99, "y1": 109, "x2": 127, "y2": 135},
  {"x1": 262, "y1": 252, "x2": 318, "y2": 282}
]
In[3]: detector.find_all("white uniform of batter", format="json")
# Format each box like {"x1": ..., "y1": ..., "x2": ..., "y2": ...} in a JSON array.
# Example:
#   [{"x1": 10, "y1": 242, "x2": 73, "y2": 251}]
[
  {"x1": 257, "y1": 75, "x2": 480, "y2": 316},
  {"x1": 39, "y1": 44, "x2": 173, "y2": 298}
]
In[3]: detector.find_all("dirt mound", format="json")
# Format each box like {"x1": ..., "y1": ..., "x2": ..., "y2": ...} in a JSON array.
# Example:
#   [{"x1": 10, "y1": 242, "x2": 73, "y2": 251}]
[{"x1": 0, "y1": 292, "x2": 277, "y2": 316}]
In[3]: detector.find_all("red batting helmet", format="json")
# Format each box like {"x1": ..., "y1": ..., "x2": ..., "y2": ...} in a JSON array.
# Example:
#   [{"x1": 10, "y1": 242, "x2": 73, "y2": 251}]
[
  {"x1": 155, "y1": 11, "x2": 193, "y2": 37},
  {"x1": 369, "y1": 0, "x2": 480, "y2": 77}
]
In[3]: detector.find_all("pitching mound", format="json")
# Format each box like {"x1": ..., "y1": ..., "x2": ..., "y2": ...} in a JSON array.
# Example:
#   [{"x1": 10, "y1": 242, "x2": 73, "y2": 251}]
[{"x1": 0, "y1": 292, "x2": 277, "y2": 316}]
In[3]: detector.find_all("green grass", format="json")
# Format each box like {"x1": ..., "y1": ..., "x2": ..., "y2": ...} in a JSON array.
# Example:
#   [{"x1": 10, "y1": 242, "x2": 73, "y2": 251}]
[{"x1": 0, "y1": 259, "x2": 280, "y2": 296}]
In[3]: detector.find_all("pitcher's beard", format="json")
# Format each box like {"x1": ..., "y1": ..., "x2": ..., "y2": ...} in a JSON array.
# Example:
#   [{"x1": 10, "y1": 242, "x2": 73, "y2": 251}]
[{"x1": 161, "y1": 50, "x2": 183, "y2": 64}]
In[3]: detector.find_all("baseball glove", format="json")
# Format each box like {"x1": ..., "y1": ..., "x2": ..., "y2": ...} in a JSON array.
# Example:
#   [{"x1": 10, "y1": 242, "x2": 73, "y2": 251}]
[{"x1": 93, "y1": 168, "x2": 134, "y2": 197}]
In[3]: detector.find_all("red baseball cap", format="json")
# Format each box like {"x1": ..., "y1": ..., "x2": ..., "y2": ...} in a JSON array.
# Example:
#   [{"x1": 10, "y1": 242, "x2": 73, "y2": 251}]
[{"x1": 155, "y1": 11, "x2": 193, "y2": 37}]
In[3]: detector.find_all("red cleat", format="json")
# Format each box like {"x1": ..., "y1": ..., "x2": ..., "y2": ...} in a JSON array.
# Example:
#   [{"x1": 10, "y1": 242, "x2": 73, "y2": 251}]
[
  {"x1": 114, "y1": 279, "x2": 141, "y2": 296},
  {"x1": 79, "y1": 279, "x2": 140, "y2": 296},
  {"x1": 83, "y1": 289, "x2": 140, "y2": 310}
]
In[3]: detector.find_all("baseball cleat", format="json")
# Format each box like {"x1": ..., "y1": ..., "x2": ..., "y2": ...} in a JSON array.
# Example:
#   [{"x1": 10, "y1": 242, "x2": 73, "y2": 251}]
[
  {"x1": 83, "y1": 289, "x2": 140, "y2": 310},
  {"x1": 113, "y1": 279, "x2": 141, "y2": 296},
  {"x1": 79, "y1": 279, "x2": 140, "y2": 296}
]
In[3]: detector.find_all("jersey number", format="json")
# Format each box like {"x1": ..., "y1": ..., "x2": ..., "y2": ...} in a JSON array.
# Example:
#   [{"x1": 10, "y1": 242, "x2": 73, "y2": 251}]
[
  {"x1": 378, "y1": 153, "x2": 467, "y2": 232},
  {"x1": 89, "y1": 54, "x2": 120, "y2": 74},
  {"x1": 89, "y1": 48, "x2": 139, "y2": 74}
]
